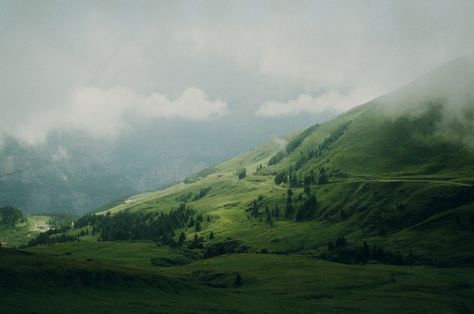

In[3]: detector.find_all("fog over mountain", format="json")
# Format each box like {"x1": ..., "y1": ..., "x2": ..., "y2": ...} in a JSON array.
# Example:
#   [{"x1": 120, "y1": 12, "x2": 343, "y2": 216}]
[{"x1": 1, "y1": 1, "x2": 474, "y2": 213}]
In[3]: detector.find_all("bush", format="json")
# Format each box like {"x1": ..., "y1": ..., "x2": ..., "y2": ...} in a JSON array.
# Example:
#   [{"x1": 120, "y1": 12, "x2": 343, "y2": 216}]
[
  {"x1": 237, "y1": 168, "x2": 247, "y2": 179},
  {"x1": 204, "y1": 240, "x2": 248, "y2": 258}
]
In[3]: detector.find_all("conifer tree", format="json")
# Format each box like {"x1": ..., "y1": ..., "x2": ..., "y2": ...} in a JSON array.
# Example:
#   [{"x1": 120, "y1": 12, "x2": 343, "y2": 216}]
[
  {"x1": 195, "y1": 220, "x2": 202, "y2": 232},
  {"x1": 178, "y1": 232, "x2": 186, "y2": 246},
  {"x1": 234, "y1": 272, "x2": 242, "y2": 287},
  {"x1": 363, "y1": 241, "x2": 370, "y2": 259}
]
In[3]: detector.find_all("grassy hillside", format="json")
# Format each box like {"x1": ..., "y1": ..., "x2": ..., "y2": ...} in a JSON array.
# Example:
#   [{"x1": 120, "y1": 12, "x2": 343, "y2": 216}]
[
  {"x1": 0, "y1": 215, "x2": 51, "y2": 247},
  {"x1": 75, "y1": 92, "x2": 473, "y2": 264},
  {"x1": 14, "y1": 101, "x2": 473, "y2": 312},
  {"x1": 2, "y1": 246, "x2": 473, "y2": 313},
  {"x1": 4, "y1": 56, "x2": 474, "y2": 312}
]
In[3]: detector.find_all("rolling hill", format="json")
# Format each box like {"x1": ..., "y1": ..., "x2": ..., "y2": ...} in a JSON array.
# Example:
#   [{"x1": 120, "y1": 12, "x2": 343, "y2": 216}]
[{"x1": 1, "y1": 55, "x2": 474, "y2": 313}]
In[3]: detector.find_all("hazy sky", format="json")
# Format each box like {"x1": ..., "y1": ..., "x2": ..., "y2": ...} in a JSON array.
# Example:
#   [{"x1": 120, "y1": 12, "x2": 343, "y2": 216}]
[{"x1": 1, "y1": 0, "x2": 474, "y2": 145}]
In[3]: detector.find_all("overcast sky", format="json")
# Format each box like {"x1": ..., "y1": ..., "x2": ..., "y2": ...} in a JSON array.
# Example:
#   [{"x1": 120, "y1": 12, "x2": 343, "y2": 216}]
[{"x1": 1, "y1": 0, "x2": 474, "y2": 145}]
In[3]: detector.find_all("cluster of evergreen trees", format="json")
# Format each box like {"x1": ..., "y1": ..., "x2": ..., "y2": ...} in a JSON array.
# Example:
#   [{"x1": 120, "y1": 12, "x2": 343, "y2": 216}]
[
  {"x1": 26, "y1": 225, "x2": 77, "y2": 247},
  {"x1": 187, "y1": 213, "x2": 208, "y2": 233},
  {"x1": 268, "y1": 150, "x2": 287, "y2": 166},
  {"x1": 47, "y1": 214, "x2": 74, "y2": 229},
  {"x1": 282, "y1": 187, "x2": 319, "y2": 221},
  {"x1": 27, "y1": 233, "x2": 78, "y2": 247},
  {"x1": 295, "y1": 120, "x2": 351, "y2": 171},
  {"x1": 246, "y1": 188, "x2": 318, "y2": 224},
  {"x1": 192, "y1": 187, "x2": 212, "y2": 201},
  {"x1": 74, "y1": 203, "x2": 196, "y2": 247},
  {"x1": 324, "y1": 237, "x2": 404, "y2": 265},
  {"x1": 268, "y1": 124, "x2": 320, "y2": 166},
  {"x1": 96, "y1": 203, "x2": 195, "y2": 246},
  {"x1": 43, "y1": 204, "x2": 219, "y2": 249},
  {"x1": 274, "y1": 167, "x2": 329, "y2": 187},
  {"x1": 176, "y1": 187, "x2": 212, "y2": 202},
  {"x1": 271, "y1": 121, "x2": 352, "y2": 186},
  {"x1": 246, "y1": 195, "x2": 281, "y2": 225},
  {"x1": 203, "y1": 239, "x2": 248, "y2": 258},
  {"x1": 0, "y1": 207, "x2": 25, "y2": 226}
]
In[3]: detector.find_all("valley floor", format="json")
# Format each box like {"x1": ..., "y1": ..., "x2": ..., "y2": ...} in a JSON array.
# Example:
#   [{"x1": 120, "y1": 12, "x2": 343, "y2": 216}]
[{"x1": 1, "y1": 241, "x2": 472, "y2": 313}]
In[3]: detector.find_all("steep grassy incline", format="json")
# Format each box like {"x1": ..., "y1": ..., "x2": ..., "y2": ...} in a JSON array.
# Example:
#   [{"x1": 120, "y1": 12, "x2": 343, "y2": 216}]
[
  {"x1": 13, "y1": 55, "x2": 474, "y2": 313},
  {"x1": 74, "y1": 53, "x2": 474, "y2": 263},
  {"x1": 27, "y1": 53, "x2": 472, "y2": 264},
  {"x1": 44, "y1": 103, "x2": 472, "y2": 265},
  {"x1": 264, "y1": 54, "x2": 474, "y2": 182}
]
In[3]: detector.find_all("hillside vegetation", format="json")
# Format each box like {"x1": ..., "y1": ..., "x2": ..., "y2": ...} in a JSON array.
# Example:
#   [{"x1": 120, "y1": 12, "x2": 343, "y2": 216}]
[{"x1": 3, "y1": 55, "x2": 474, "y2": 313}]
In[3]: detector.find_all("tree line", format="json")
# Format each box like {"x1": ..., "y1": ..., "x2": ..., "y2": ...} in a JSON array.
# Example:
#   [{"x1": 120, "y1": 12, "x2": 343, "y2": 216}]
[
  {"x1": 246, "y1": 187, "x2": 318, "y2": 224},
  {"x1": 0, "y1": 207, "x2": 25, "y2": 226}
]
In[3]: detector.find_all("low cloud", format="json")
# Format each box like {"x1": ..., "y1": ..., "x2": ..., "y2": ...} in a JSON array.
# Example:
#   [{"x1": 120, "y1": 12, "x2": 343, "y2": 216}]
[
  {"x1": 6, "y1": 87, "x2": 228, "y2": 145},
  {"x1": 51, "y1": 146, "x2": 69, "y2": 162},
  {"x1": 378, "y1": 53, "x2": 474, "y2": 149},
  {"x1": 256, "y1": 90, "x2": 372, "y2": 117}
]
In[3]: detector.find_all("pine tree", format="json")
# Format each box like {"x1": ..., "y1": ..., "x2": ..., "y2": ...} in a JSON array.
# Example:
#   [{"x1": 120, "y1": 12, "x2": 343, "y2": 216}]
[
  {"x1": 188, "y1": 217, "x2": 195, "y2": 228},
  {"x1": 318, "y1": 167, "x2": 328, "y2": 184},
  {"x1": 327, "y1": 240, "x2": 335, "y2": 251},
  {"x1": 234, "y1": 272, "x2": 242, "y2": 287},
  {"x1": 237, "y1": 168, "x2": 247, "y2": 179},
  {"x1": 303, "y1": 178, "x2": 311, "y2": 194},
  {"x1": 274, "y1": 205, "x2": 280, "y2": 218},
  {"x1": 371, "y1": 244, "x2": 378, "y2": 260},
  {"x1": 195, "y1": 221, "x2": 202, "y2": 232},
  {"x1": 178, "y1": 232, "x2": 186, "y2": 245},
  {"x1": 285, "y1": 188, "x2": 294, "y2": 219},
  {"x1": 209, "y1": 231, "x2": 214, "y2": 239},
  {"x1": 363, "y1": 241, "x2": 370, "y2": 259},
  {"x1": 266, "y1": 212, "x2": 273, "y2": 225},
  {"x1": 377, "y1": 247, "x2": 385, "y2": 261},
  {"x1": 285, "y1": 203, "x2": 294, "y2": 219},
  {"x1": 335, "y1": 236, "x2": 346, "y2": 247}
]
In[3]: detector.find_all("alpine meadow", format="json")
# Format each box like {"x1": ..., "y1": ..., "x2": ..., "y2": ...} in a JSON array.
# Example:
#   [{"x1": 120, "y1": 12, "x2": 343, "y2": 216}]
[{"x1": 1, "y1": 1, "x2": 474, "y2": 313}]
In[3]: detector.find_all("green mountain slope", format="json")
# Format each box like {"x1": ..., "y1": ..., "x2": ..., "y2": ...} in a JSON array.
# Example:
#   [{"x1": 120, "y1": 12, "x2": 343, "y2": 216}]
[
  {"x1": 4, "y1": 55, "x2": 474, "y2": 313},
  {"x1": 73, "y1": 54, "x2": 473, "y2": 264},
  {"x1": 265, "y1": 54, "x2": 474, "y2": 180}
]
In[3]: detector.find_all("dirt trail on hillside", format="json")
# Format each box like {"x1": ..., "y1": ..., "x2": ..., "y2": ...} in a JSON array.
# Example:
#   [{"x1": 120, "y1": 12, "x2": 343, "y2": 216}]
[{"x1": 337, "y1": 178, "x2": 472, "y2": 187}]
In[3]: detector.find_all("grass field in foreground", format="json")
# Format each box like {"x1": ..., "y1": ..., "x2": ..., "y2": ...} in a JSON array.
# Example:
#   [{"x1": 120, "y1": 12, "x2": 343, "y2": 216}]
[{"x1": 2, "y1": 246, "x2": 474, "y2": 313}]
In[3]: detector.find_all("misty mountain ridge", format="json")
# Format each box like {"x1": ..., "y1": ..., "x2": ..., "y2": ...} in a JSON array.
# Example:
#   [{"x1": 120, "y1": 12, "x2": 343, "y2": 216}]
[
  {"x1": 1, "y1": 53, "x2": 473, "y2": 215},
  {"x1": 2, "y1": 49, "x2": 474, "y2": 314},
  {"x1": 0, "y1": 111, "x2": 322, "y2": 214},
  {"x1": 377, "y1": 52, "x2": 474, "y2": 148}
]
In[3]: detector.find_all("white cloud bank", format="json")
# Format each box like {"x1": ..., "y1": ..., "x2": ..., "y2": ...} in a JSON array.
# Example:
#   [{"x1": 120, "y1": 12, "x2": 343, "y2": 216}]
[
  {"x1": 256, "y1": 90, "x2": 372, "y2": 117},
  {"x1": 8, "y1": 87, "x2": 228, "y2": 145},
  {"x1": 2, "y1": 1, "x2": 474, "y2": 143}
]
